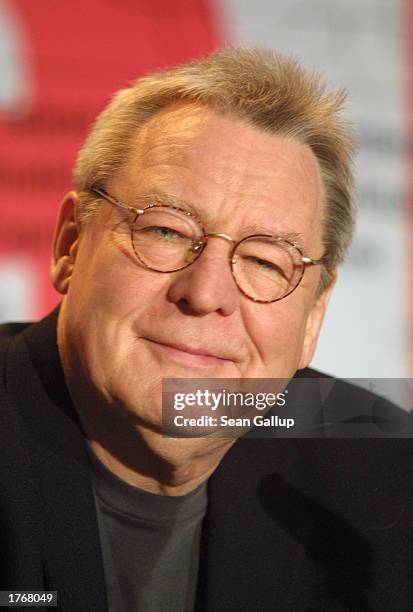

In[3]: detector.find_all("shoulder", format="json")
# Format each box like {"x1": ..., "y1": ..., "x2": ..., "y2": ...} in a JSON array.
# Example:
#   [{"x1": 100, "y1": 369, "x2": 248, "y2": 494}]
[
  {"x1": 293, "y1": 366, "x2": 409, "y2": 427},
  {"x1": 0, "y1": 319, "x2": 34, "y2": 354},
  {"x1": 223, "y1": 367, "x2": 413, "y2": 494},
  {"x1": 0, "y1": 309, "x2": 59, "y2": 371},
  {"x1": 0, "y1": 311, "x2": 62, "y2": 430},
  {"x1": 0, "y1": 319, "x2": 39, "y2": 435},
  {"x1": 0, "y1": 320, "x2": 35, "y2": 392},
  {"x1": 0, "y1": 320, "x2": 32, "y2": 339},
  {"x1": 0, "y1": 320, "x2": 33, "y2": 357}
]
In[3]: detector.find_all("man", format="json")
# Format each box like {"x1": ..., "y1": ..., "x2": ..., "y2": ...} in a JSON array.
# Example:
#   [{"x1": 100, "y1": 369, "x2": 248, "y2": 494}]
[{"x1": 1, "y1": 47, "x2": 412, "y2": 611}]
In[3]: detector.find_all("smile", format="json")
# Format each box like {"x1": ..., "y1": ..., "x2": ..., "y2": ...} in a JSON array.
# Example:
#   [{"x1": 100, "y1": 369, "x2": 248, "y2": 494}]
[{"x1": 143, "y1": 338, "x2": 235, "y2": 368}]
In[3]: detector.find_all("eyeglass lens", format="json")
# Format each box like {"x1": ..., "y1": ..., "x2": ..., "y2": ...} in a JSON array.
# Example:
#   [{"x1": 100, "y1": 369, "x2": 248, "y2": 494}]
[{"x1": 131, "y1": 207, "x2": 303, "y2": 302}]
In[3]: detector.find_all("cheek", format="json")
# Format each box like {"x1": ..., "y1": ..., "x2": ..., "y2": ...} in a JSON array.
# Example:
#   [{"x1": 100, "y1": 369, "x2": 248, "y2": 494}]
[
  {"x1": 244, "y1": 297, "x2": 310, "y2": 370},
  {"x1": 68, "y1": 235, "x2": 169, "y2": 319},
  {"x1": 63, "y1": 254, "x2": 168, "y2": 392}
]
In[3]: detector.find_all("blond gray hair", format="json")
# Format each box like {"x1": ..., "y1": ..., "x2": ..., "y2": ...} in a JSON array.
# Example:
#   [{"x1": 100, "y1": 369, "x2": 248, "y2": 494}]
[{"x1": 74, "y1": 47, "x2": 356, "y2": 288}]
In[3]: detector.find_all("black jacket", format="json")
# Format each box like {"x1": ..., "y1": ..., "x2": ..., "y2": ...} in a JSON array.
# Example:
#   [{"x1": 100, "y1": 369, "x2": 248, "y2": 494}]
[{"x1": 1, "y1": 311, "x2": 413, "y2": 611}]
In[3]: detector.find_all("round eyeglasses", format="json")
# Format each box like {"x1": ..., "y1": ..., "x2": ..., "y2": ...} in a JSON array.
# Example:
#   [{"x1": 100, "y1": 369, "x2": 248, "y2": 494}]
[{"x1": 90, "y1": 186, "x2": 328, "y2": 303}]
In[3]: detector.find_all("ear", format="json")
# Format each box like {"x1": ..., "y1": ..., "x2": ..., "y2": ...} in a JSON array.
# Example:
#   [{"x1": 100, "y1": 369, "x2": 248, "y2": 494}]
[
  {"x1": 298, "y1": 270, "x2": 337, "y2": 370},
  {"x1": 50, "y1": 192, "x2": 81, "y2": 295}
]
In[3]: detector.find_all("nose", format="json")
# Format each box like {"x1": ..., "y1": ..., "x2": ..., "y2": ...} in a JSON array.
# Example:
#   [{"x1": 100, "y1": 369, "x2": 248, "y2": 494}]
[{"x1": 167, "y1": 234, "x2": 239, "y2": 316}]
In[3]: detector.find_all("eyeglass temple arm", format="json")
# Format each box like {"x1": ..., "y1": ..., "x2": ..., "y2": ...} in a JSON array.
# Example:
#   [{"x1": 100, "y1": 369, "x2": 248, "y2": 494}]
[
  {"x1": 90, "y1": 186, "x2": 143, "y2": 215},
  {"x1": 302, "y1": 255, "x2": 329, "y2": 268}
]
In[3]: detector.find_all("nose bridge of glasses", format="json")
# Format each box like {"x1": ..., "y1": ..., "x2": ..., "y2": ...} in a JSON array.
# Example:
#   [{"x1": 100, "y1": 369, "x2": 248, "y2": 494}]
[
  {"x1": 199, "y1": 232, "x2": 236, "y2": 262},
  {"x1": 205, "y1": 232, "x2": 236, "y2": 245}
]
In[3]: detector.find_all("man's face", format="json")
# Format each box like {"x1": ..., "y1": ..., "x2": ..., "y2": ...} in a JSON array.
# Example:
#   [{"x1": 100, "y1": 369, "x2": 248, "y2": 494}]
[{"x1": 53, "y1": 104, "x2": 333, "y2": 431}]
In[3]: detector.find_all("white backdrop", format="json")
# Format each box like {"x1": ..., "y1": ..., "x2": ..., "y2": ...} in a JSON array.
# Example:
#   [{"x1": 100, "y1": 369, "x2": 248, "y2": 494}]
[{"x1": 218, "y1": 0, "x2": 408, "y2": 378}]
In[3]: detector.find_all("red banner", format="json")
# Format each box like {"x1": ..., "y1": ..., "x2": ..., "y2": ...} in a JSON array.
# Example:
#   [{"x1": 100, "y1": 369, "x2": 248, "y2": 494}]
[{"x1": 0, "y1": 0, "x2": 221, "y2": 317}]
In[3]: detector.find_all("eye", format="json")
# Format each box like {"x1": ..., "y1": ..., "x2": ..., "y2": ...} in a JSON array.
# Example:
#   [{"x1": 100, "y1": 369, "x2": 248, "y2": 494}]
[
  {"x1": 135, "y1": 208, "x2": 198, "y2": 241},
  {"x1": 139, "y1": 225, "x2": 188, "y2": 241},
  {"x1": 245, "y1": 256, "x2": 288, "y2": 279},
  {"x1": 249, "y1": 256, "x2": 276, "y2": 270},
  {"x1": 152, "y1": 226, "x2": 182, "y2": 239}
]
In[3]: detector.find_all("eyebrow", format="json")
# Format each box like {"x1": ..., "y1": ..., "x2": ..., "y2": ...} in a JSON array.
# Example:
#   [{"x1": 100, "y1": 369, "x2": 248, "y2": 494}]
[
  {"x1": 130, "y1": 191, "x2": 307, "y2": 251},
  {"x1": 132, "y1": 192, "x2": 199, "y2": 216},
  {"x1": 239, "y1": 225, "x2": 306, "y2": 250}
]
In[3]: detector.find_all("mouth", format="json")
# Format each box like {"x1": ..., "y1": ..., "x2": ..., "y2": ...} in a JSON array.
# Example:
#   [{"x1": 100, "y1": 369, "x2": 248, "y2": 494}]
[{"x1": 143, "y1": 338, "x2": 236, "y2": 368}]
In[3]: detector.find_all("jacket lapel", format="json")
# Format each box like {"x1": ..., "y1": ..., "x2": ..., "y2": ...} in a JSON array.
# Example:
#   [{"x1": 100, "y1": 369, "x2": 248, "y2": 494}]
[
  {"x1": 6, "y1": 311, "x2": 108, "y2": 611},
  {"x1": 196, "y1": 438, "x2": 314, "y2": 611}
]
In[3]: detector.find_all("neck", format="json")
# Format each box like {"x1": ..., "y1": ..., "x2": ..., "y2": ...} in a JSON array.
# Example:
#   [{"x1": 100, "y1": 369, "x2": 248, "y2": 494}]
[
  {"x1": 86, "y1": 430, "x2": 234, "y2": 496},
  {"x1": 69, "y1": 381, "x2": 234, "y2": 495},
  {"x1": 67, "y1": 375, "x2": 234, "y2": 495}
]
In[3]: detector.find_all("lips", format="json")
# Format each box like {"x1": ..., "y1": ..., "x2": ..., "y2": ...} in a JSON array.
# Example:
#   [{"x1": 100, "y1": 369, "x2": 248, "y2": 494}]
[{"x1": 143, "y1": 337, "x2": 238, "y2": 364}]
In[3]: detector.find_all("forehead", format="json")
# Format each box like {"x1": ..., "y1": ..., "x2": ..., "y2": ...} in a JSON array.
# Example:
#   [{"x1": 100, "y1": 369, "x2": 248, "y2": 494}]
[{"x1": 111, "y1": 104, "x2": 325, "y2": 249}]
